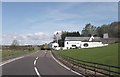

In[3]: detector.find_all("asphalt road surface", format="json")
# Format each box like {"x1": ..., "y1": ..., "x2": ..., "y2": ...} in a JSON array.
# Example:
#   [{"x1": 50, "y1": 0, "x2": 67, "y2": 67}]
[{"x1": 1, "y1": 50, "x2": 82, "y2": 77}]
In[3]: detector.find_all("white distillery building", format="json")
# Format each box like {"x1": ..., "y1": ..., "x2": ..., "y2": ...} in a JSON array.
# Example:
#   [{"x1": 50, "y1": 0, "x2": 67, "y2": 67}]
[
  {"x1": 64, "y1": 36, "x2": 108, "y2": 49},
  {"x1": 48, "y1": 42, "x2": 60, "y2": 50}
]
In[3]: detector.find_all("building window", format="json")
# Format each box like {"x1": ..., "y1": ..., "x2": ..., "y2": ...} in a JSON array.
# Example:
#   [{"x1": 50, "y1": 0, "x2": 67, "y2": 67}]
[
  {"x1": 54, "y1": 46, "x2": 57, "y2": 48},
  {"x1": 72, "y1": 45, "x2": 76, "y2": 47},
  {"x1": 67, "y1": 42, "x2": 69, "y2": 44},
  {"x1": 83, "y1": 43, "x2": 89, "y2": 47}
]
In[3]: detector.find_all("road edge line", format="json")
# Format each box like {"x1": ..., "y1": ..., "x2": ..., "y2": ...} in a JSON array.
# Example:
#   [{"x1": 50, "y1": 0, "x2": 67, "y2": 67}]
[
  {"x1": 50, "y1": 51, "x2": 84, "y2": 76},
  {"x1": 0, "y1": 56, "x2": 24, "y2": 66},
  {"x1": 0, "y1": 50, "x2": 39, "y2": 66}
]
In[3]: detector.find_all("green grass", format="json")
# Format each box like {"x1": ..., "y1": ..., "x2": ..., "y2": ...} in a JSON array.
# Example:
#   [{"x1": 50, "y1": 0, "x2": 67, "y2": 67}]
[
  {"x1": 57, "y1": 43, "x2": 119, "y2": 66},
  {"x1": 2, "y1": 49, "x2": 36, "y2": 61}
]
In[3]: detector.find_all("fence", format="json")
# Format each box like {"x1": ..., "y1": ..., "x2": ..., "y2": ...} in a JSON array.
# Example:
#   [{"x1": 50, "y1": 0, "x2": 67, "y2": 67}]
[{"x1": 52, "y1": 51, "x2": 120, "y2": 77}]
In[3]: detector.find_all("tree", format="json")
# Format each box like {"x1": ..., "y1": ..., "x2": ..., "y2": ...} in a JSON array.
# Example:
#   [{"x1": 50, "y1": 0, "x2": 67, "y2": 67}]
[
  {"x1": 81, "y1": 23, "x2": 97, "y2": 36},
  {"x1": 11, "y1": 39, "x2": 19, "y2": 46},
  {"x1": 96, "y1": 26, "x2": 103, "y2": 37},
  {"x1": 96, "y1": 22, "x2": 120, "y2": 38},
  {"x1": 53, "y1": 31, "x2": 62, "y2": 43},
  {"x1": 10, "y1": 39, "x2": 19, "y2": 50}
]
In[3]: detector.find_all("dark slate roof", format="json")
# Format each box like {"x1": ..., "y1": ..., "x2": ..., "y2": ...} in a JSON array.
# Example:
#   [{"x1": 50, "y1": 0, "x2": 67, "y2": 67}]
[
  {"x1": 65, "y1": 37, "x2": 101, "y2": 41},
  {"x1": 65, "y1": 37, "x2": 89, "y2": 41}
]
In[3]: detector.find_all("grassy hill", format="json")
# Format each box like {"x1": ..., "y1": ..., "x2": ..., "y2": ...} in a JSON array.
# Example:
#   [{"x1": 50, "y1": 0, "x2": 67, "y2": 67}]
[{"x1": 57, "y1": 43, "x2": 119, "y2": 66}]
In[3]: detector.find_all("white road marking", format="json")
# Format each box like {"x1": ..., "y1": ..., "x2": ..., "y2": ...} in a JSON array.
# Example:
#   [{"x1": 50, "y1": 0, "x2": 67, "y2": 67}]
[
  {"x1": 34, "y1": 67, "x2": 41, "y2": 77},
  {"x1": 0, "y1": 50, "x2": 40, "y2": 66},
  {"x1": 36, "y1": 57, "x2": 39, "y2": 60},
  {"x1": 51, "y1": 51, "x2": 84, "y2": 76},
  {"x1": 34, "y1": 60, "x2": 37, "y2": 65},
  {"x1": 34, "y1": 56, "x2": 41, "y2": 77},
  {"x1": 0, "y1": 56, "x2": 25, "y2": 66},
  {"x1": 51, "y1": 54, "x2": 70, "y2": 70}
]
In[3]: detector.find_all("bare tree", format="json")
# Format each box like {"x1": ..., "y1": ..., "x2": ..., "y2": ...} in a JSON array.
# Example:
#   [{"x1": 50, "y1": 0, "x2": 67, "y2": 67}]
[
  {"x1": 11, "y1": 39, "x2": 19, "y2": 46},
  {"x1": 53, "y1": 31, "x2": 62, "y2": 43}
]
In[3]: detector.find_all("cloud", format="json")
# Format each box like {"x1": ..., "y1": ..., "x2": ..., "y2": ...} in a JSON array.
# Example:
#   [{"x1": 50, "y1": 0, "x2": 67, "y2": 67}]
[
  {"x1": 2, "y1": 2, "x2": 117, "y2": 42},
  {"x1": 1, "y1": 32, "x2": 53, "y2": 45},
  {"x1": 34, "y1": 32, "x2": 46, "y2": 37}
]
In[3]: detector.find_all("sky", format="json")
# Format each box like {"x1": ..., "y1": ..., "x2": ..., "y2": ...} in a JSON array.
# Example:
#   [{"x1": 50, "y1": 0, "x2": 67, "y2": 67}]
[
  {"x1": 1, "y1": 2, "x2": 118, "y2": 45},
  {"x1": 1, "y1": 0, "x2": 119, "y2": 2}
]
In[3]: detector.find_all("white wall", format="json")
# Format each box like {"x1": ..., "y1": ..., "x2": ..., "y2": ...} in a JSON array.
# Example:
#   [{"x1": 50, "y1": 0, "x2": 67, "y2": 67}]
[
  {"x1": 64, "y1": 41, "x2": 108, "y2": 49},
  {"x1": 81, "y1": 42, "x2": 108, "y2": 48},
  {"x1": 52, "y1": 43, "x2": 58, "y2": 49},
  {"x1": 64, "y1": 41, "x2": 82, "y2": 49}
]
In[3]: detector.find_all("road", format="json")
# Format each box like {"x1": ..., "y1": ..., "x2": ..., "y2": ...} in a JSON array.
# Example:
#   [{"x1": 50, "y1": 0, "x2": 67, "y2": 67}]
[{"x1": 1, "y1": 50, "x2": 82, "y2": 77}]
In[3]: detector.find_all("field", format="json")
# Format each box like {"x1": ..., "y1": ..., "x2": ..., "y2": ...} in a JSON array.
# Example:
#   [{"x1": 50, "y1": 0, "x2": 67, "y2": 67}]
[
  {"x1": 56, "y1": 43, "x2": 119, "y2": 66},
  {"x1": 1, "y1": 46, "x2": 39, "y2": 61},
  {"x1": 2, "y1": 50, "x2": 36, "y2": 61}
]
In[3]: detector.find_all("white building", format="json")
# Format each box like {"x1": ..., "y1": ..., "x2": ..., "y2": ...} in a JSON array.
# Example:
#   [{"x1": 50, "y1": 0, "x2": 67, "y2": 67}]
[
  {"x1": 48, "y1": 42, "x2": 60, "y2": 50},
  {"x1": 64, "y1": 36, "x2": 108, "y2": 49}
]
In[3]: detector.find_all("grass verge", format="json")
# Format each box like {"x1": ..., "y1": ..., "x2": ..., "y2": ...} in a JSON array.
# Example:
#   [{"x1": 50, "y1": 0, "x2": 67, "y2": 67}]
[
  {"x1": 56, "y1": 43, "x2": 119, "y2": 66},
  {"x1": 1, "y1": 50, "x2": 37, "y2": 61}
]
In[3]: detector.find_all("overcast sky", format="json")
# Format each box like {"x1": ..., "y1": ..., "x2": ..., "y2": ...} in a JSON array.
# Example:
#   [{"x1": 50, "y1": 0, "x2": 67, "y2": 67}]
[{"x1": 2, "y1": 2, "x2": 118, "y2": 45}]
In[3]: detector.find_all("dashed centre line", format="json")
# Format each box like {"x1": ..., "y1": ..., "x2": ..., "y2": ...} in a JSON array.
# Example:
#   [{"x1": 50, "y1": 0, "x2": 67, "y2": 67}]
[
  {"x1": 36, "y1": 57, "x2": 39, "y2": 60},
  {"x1": 34, "y1": 56, "x2": 41, "y2": 77},
  {"x1": 34, "y1": 67, "x2": 41, "y2": 77},
  {"x1": 34, "y1": 60, "x2": 37, "y2": 65},
  {"x1": 34, "y1": 57, "x2": 39, "y2": 65}
]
